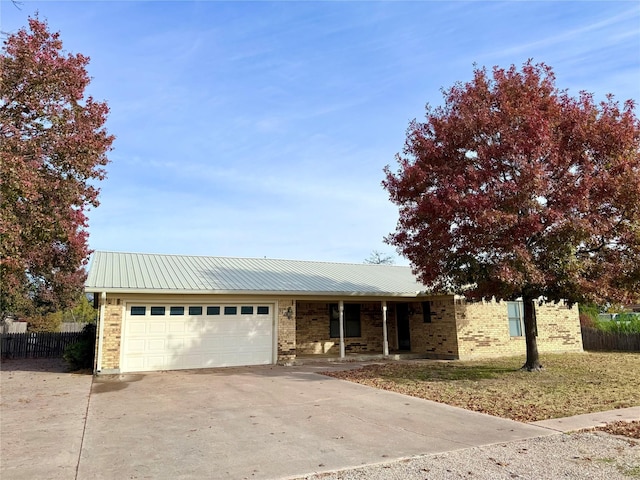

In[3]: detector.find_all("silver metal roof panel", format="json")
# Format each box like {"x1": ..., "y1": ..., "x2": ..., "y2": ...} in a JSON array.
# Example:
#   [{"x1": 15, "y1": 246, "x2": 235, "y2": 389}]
[{"x1": 86, "y1": 251, "x2": 428, "y2": 296}]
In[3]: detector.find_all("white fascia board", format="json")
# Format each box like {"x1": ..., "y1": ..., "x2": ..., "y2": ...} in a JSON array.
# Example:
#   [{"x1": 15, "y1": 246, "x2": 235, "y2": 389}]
[{"x1": 83, "y1": 287, "x2": 427, "y2": 298}]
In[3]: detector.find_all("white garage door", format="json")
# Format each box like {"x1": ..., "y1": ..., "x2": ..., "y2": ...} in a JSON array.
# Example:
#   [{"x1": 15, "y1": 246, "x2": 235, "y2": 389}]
[{"x1": 121, "y1": 303, "x2": 274, "y2": 372}]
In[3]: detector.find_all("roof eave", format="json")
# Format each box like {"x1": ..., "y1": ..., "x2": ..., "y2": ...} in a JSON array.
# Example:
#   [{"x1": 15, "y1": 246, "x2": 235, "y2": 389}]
[{"x1": 84, "y1": 287, "x2": 432, "y2": 298}]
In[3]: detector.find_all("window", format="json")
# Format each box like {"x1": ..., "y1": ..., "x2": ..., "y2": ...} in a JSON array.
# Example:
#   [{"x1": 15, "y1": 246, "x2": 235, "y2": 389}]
[
  {"x1": 257, "y1": 306, "x2": 269, "y2": 315},
  {"x1": 207, "y1": 306, "x2": 220, "y2": 315},
  {"x1": 189, "y1": 306, "x2": 203, "y2": 315},
  {"x1": 150, "y1": 306, "x2": 166, "y2": 316},
  {"x1": 130, "y1": 306, "x2": 146, "y2": 316},
  {"x1": 329, "y1": 304, "x2": 361, "y2": 338},
  {"x1": 507, "y1": 302, "x2": 523, "y2": 336},
  {"x1": 170, "y1": 306, "x2": 184, "y2": 316},
  {"x1": 422, "y1": 301, "x2": 432, "y2": 323},
  {"x1": 224, "y1": 306, "x2": 237, "y2": 315},
  {"x1": 241, "y1": 306, "x2": 254, "y2": 315}
]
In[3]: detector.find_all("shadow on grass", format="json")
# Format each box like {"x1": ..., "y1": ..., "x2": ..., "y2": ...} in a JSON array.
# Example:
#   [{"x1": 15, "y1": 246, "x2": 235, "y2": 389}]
[
  {"x1": 428, "y1": 365, "x2": 517, "y2": 381},
  {"x1": 375, "y1": 363, "x2": 520, "y2": 382}
]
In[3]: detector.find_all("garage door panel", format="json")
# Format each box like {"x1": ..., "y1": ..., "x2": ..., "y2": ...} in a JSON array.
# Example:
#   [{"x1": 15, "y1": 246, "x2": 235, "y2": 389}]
[
  {"x1": 247, "y1": 329, "x2": 273, "y2": 339},
  {"x1": 166, "y1": 337, "x2": 188, "y2": 349},
  {"x1": 230, "y1": 336, "x2": 272, "y2": 348},
  {"x1": 226, "y1": 320, "x2": 269, "y2": 335},
  {"x1": 121, "y1": 303, "x2": 274, "y2": 372},
  {"x1": 147, "y1": 338, "x2": 169, "y2": 352},
  {"x1": 196, "y1": 337, "x2": 228, "y2": 351},
  {"x1": 215, "y1": 321, "x2": 244, "y2": 335},
  {"x1": 167, "y1": 321, "x2": 188, "y2": 333},
  {"x1": 200, "y1": 324, "x2": 221, "y2": 335},
  {"x1": 126, "y1": 339, "x2": 146, "y2": 352},
  {"x1": 184, "y1": 323, "x2": 206, "y2": 335},
  {"x1": 144, "y1": 355, "x2": 169, "y2": 370},
  {"x1": 125, "y1": 357, "x2": 145, "y2": 371},
  {"x1": 148, "y1": 323, "x2": 166, "y2": 334},
  {"x1": 173, "y1": 354, "x2": 202, "y2": 368},
  {"x1": 219, "y1": 352, "x2": 270, "y2": 364},
  {"x1": 127, "y1": 322, "x2": 147, "y2": 335}
]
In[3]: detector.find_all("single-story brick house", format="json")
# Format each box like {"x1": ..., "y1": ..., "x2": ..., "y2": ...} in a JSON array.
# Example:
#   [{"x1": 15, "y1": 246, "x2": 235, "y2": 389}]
[{"x1": 86, "y1": 251, "x2": 583, "y2": 374}]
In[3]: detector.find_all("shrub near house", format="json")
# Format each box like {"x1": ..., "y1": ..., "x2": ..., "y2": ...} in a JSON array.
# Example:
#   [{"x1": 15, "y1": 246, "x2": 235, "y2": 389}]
[{"x1": 63, "y1": 324, "x2": 96, "y2": 370}]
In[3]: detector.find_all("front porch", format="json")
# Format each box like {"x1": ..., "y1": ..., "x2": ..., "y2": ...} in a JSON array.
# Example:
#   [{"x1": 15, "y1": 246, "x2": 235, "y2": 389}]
[
  {"x1": 295, "y1": 300, "x2": 402, "y2": 358},
  {"x1": 291, "y1": 298, "x2": 460, "y2": 361}
]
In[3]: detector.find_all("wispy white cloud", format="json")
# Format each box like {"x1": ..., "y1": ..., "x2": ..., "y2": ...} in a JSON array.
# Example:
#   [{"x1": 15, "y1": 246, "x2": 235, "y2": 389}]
[
  {"x1": 479, "y1": 5, "x2": 639, "y2": 61},
  {"x1": 4, "y1": 0, "x2": 638, "y2": 265}
]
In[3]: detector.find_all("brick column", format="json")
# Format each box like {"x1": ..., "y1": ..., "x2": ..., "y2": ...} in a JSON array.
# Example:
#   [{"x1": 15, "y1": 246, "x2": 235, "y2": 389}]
[
  {"x1": 277, "y1": 299, "x2": 296, "y2": 363},
  {"x1": 100, "y1": 299, "x2": 123, "y2": 372}
]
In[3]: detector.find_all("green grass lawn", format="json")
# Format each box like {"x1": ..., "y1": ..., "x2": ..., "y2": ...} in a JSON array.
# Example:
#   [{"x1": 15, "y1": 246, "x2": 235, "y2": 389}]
[{"x1": 323, "y1": 352, "x2": 640, "y2": 422}]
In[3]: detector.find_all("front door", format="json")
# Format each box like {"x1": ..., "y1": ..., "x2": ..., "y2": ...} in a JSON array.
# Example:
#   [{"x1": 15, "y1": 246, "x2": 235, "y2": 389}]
[{"x1": 396, "y1": 303, "x2": 411, "y2": 351}]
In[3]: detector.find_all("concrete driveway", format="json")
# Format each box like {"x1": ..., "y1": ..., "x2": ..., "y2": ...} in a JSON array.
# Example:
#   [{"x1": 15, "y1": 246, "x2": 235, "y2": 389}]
[
  {"x1": 1, "y1": 360, "x2": 554, "y2": 480},
  {"x1": 0, "y1": 359, "x2": 93, "y2": 480}
]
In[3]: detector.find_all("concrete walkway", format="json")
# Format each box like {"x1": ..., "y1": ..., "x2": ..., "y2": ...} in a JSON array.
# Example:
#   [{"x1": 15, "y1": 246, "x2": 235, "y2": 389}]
[
  {"x1": 1, "y1": 359, "x2": 639, "y2": 480},
  {"x1": 531, "y1": 406, "x2": 640, "y2": 432}
]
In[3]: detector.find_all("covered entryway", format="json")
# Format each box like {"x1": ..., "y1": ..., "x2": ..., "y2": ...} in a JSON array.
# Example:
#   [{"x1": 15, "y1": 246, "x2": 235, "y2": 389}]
[{"x1": 120, "y1": 302, "x2": 274, "y2": 372}]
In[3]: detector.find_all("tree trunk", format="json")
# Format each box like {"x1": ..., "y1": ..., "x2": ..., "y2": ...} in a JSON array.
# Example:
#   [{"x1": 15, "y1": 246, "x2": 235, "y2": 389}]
[{"x1": 521, "y1": 295, "x2": 542, "y2": 371}]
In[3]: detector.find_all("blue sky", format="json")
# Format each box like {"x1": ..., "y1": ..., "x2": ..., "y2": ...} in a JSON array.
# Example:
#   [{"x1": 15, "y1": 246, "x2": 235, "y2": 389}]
[{"x1": 2, "y1": 1, "x2": 639, "y2": 265}]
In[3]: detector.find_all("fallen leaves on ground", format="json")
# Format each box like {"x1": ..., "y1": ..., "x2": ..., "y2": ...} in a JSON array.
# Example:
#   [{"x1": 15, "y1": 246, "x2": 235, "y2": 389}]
[
  {"x1": 589, "y1": 421, "x2": 640, "y2": 439},
  {"x1": 322, "y1": 352, "x2": 640, "y2": 429}
]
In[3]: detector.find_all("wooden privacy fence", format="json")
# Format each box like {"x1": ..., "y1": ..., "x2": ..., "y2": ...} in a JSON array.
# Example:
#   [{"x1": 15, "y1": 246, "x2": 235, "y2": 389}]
[
  {"x1": 0, "y1": 331, "x2": 84, "y2": 359},
  {"x1": 581, "y1": 327, "x2": 640, "y2": 352}
]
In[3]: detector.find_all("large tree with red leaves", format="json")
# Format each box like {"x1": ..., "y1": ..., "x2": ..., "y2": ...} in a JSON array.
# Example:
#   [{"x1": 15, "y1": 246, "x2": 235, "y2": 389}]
[
  {"x1": 1, "y1": 17, "x2": 113, "y2": 317},
  {"x1": 383, "y1": 62, "x2": 640, "y2": 370}
]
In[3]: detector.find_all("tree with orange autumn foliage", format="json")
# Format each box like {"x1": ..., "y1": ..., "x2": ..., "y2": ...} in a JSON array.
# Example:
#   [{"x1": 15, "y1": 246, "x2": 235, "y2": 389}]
[
  {"x1": 1, "y1": 17, "x2": 114, "y2": 317},
  {"x1": 384, "y1": 62, "x2": 640, "y2": 370}
]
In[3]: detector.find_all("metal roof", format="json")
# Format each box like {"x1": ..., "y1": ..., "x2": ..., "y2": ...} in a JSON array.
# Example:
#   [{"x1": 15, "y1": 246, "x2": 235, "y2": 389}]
[{"x1": 86, "y1": 251, "x2": 429, "y2": 297}]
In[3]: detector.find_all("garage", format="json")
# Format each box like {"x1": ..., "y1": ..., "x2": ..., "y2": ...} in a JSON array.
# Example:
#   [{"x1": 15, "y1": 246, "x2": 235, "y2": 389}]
[{"x1": 121, "y1": 302, "x2": 274, "y2": 372}]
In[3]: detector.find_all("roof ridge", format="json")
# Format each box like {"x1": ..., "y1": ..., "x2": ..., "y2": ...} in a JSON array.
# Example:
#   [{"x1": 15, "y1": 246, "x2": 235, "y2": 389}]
[{"x1": 92, "y1": 251, "x2": 410, "y2": 268}]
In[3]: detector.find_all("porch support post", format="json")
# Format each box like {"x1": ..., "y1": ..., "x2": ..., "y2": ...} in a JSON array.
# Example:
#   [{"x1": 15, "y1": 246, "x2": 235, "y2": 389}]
[
  {"x1": 339, "y1": 300, "x2": 345, "y2": 358},
  {"x1": 382, "y1": 301, "x2": 389, "y2": 356}
]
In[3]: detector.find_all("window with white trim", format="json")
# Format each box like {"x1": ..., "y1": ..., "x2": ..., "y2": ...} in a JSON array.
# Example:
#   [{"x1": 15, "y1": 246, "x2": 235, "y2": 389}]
[{"x1": 507, "y1": 301, "x2": 523, "y2": 336}]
